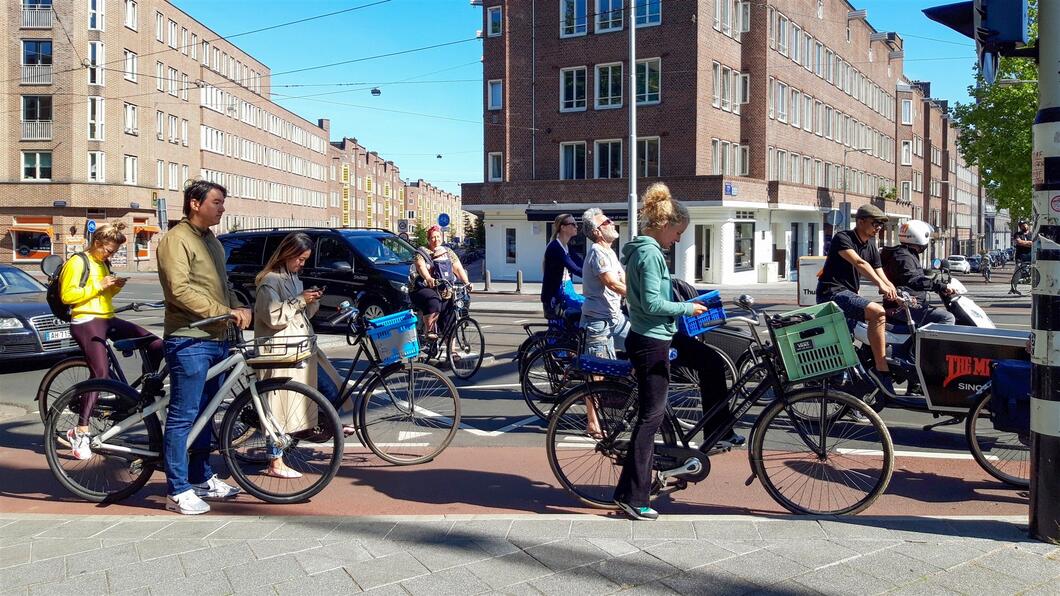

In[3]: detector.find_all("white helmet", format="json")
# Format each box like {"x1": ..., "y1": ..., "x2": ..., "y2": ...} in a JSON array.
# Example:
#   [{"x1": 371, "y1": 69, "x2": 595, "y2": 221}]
[{"x1": 898, "y1": 220, "x2": 932, "y2": 247}]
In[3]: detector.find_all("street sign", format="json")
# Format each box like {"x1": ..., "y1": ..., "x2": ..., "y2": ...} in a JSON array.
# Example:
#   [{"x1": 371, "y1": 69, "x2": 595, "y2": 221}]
[
  {"x1": 438, "y1": 213, "x2": 450, "y2": 228},
  {"x1": 397, "y1": 219, "x2": 409, "y2": 233},
  {"x1": 86, "y1": 220, "x2": 97, "y2": 235}
]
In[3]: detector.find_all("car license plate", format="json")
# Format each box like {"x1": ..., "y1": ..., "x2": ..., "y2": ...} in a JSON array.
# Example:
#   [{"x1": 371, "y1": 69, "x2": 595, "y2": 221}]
[{"x1": 44, "y1": 329, "x2": 71, "y2": 342}]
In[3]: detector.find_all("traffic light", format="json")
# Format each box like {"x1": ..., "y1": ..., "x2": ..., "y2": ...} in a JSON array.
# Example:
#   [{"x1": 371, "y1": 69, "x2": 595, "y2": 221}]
[{"x1": 923, "y1": 0, "x2": 1029, "y2": 84}]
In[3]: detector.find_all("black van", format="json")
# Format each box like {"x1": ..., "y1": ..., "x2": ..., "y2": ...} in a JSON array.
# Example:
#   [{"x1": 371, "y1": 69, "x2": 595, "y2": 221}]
[{"x1": 219, "y1": 227, "x2": 414, "y2": 327}]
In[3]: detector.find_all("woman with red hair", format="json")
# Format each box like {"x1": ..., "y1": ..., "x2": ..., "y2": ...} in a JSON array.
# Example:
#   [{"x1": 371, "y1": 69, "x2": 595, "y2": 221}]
[{"x1": 410, "y1": 225, "x2": 471, "y2": 337}]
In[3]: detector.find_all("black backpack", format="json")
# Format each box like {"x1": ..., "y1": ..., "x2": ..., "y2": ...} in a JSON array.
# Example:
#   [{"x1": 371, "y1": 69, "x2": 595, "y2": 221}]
[{"x1": 45, "y1": 253, "x2": 94, "y2": 323}]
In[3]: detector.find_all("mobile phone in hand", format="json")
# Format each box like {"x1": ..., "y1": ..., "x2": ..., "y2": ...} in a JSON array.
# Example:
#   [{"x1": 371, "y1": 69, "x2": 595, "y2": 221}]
[{"x1": 309, "y1": 285, "x2": 326, "y2": 293}]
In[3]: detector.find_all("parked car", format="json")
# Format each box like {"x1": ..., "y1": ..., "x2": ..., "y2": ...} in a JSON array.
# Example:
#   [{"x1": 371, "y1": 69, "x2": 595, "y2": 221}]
[
  {"x1": 219, "y1": 227, "x2": 416, "y2": 328},
  {"x1": 0, "y1": 264, "x2": 78, "y2": 361},
  {"x1": 945, "y1": 254, "x2": 971, "y2": 274},
  {"x1": 967, "y1": 254, "x2": 983, "y2": 273}
]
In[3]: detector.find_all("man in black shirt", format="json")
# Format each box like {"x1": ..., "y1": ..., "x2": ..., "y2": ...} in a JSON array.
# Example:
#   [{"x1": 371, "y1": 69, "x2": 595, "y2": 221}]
[
  {"x1": 1012, "y1": 220, "x2": 1033, "y2": 263},
  {"x1": 817, "y1": 204, "x2": 899, "y2": 393}
]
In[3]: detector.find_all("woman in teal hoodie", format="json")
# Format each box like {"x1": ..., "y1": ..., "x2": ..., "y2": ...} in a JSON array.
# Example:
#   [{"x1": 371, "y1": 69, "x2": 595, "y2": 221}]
[{"x1": 613, "y1": 183, "x2": 709, "y2": 521}]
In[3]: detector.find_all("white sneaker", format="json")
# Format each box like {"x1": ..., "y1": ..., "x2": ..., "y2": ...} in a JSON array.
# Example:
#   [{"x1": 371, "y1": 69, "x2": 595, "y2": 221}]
[
  {"x1": 166, "y1": 489, "x2": 210, "y2": 515},
  {"x1": 66, "y1": 428, "x2": 93, "y2": 461},
  {"x1": 193, "y1": 475, "x2": 242, "y2": 500}
]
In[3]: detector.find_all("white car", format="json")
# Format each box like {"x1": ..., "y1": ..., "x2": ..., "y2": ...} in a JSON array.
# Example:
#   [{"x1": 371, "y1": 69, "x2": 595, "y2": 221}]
[{"x1": 946, "y1": 255, "x2": 971, "y2": 274}]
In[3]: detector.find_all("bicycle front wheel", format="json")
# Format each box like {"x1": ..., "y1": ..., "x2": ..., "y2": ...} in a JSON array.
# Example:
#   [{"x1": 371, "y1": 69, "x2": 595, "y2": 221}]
[
  {"x1": 751, "y1": 389, "x2": 893, "y2": 515},
  {"x1": 221, "y1": 380, "x2": 343, "y2": 504},
  {"x1": 37, "y1": 357, "x2": 91, "y2": 424},
  {"x1": 965, "y1": 388, "x2": 1030, "y2": 487},
  {"x1": 44, "y1": 380, "x2": 161, "y2": 503},
  {"x1": 521, "y1": 345, "x2": 583, "y2": 420},
  {"x1": 447, "y1": 317, "x2": 485, "y2": 380},
  {"x1": 358, "y1": 361, "x2": 460, "y2": 465}
]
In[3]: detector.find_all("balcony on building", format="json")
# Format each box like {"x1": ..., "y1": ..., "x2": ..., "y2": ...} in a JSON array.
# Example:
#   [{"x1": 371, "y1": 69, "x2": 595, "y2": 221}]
[
  {"x1": 21, "y1": 120, "x2": 52, "y2": 141},
  {"x1": 21, "y1": 64, "x2": 52, "y2": 85},
  {"x1": 21, "y1": 3, "x2": 53, "y2": 28}
]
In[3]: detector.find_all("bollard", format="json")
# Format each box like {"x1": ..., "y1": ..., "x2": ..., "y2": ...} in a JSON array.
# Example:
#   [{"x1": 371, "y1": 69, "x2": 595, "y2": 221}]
[
  {"x1": 516, "y1": 270, "x2": 523, "y2": 294},
  {"x1": 484, "y1": 270, "x2": 492, "y2": 292}
]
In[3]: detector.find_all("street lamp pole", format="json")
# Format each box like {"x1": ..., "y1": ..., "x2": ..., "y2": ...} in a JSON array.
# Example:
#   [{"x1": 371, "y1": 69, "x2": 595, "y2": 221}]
[
  {"x1": 627, "y1": 3, "x2": 638, "y2": 241},
  {"x1": 840, "y1": 146, "x2": 873, "y2": 229}
]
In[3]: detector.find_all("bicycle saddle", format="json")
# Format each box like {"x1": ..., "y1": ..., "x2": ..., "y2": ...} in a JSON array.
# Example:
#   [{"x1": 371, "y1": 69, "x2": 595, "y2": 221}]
[
  {"x1": 576, "y1": 355, "x2": 633, "y2": 378},
  {"x1": 112, "y1": 335, "x2": 158, "y2": 353}
]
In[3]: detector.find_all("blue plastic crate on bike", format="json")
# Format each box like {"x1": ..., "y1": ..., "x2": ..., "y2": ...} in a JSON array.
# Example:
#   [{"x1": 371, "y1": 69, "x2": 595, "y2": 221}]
[
  {"x1": 366, "y1": 310, "x2": 420, "y2": 365},
  {"x1": 677, "y1": 290, "x2": 726, "y2": 337},
  {"x1": 989, "y1": 359, "x2": 1031, "y2": 433}
]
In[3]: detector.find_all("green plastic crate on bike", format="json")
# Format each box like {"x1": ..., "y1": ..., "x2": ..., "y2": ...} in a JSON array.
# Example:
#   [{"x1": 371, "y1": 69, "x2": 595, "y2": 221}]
[{"x1": 770, "y1": 301, "x2": 859, "y2": 382}]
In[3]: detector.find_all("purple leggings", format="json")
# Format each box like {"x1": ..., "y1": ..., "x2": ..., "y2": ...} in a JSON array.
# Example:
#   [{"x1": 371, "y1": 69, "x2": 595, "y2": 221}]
[{"x1": 70, "y1": 317, "x2": 163, "y2": 426}]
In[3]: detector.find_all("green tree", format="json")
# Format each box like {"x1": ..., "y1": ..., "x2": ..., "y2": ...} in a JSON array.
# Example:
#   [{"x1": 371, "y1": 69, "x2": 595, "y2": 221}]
[
  {"x1": 950, "y1": 0, "x2": 1038, "y2": 220},
  {"x1": 414, "y1": 219, "x2": 429, "y2": 247}
]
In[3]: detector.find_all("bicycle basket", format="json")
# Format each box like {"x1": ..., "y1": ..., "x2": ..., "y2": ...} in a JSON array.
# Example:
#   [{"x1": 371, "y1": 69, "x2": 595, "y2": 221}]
[
  {"x1": 768, "y1": 301, "x2": 858, "y2": 382},
  {"x1": 243, "y1": 335, "x2": 316, "y2": 369},
  {"x1": 677, "y1": 290, "x2": 726, "y2": 337},
  {"x1": 988, "y1": 359, "x2": 1031, "y2": 434},
  {"x1": 366, "y1": 310, "x2": 420, "y2": 365}
]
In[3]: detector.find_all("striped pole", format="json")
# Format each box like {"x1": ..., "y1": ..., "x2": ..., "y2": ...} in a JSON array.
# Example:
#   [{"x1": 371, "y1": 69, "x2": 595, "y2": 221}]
[{"x1": 1030, "y1": 0, "x2": 1060, "y2": 543}]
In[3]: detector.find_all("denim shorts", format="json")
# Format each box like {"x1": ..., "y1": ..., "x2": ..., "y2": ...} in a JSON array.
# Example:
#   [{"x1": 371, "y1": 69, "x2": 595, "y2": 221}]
[
  {"x1": 827, "y1": 290, "x2": 872, "y2": 322},
  {"x1": 582, "y1": 313, "x2": 629, "y2": 360}
]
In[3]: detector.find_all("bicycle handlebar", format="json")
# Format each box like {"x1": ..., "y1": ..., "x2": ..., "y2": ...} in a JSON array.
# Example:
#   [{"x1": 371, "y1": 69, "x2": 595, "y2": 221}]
[
  {"x1": 190, "y1": 313, "x2": 235, "y2": 329},
  {"x1": 114, "y1": 301, "x2": 165, "y2": 314}
]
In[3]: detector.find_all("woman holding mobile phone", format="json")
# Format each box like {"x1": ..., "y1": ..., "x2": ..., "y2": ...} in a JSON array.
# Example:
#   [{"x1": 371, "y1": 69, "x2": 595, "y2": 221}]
[{"x1": 60, "y1": 222, "x2": 163, "y2": 461}]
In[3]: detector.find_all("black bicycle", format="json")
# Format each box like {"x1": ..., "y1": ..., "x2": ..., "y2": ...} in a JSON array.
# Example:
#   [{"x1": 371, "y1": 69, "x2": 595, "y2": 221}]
[
  {"x1": 545, "y1": 296, "x2": 894, "y2": 516},
  {"x1": 1009, "y1": 260, "x2": 1031, "y2": 295},
  {"x1": 416, "y1": 281, "x2": 485, "y2": 380}
]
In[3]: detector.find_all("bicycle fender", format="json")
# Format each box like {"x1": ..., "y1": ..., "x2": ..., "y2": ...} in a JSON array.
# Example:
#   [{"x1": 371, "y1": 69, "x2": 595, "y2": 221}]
[{"x1": 57, "y1": 378, "x2": 143, "y2": 410}]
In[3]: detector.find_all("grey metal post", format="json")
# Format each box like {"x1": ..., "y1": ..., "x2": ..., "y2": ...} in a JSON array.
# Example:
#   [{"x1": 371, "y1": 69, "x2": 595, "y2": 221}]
[
  {"x1": 627, "y1": 2, "x2": 638, "y2": 240},
  {"x1": 1030, "y1": 0, "x2": 1060, "y2": 544},
  {"x1": 515, "y1": 270, "x2": 523, "y2": 294},
  {"x1": 484, "y1": 269, "x2": 491, "y2": 292}
]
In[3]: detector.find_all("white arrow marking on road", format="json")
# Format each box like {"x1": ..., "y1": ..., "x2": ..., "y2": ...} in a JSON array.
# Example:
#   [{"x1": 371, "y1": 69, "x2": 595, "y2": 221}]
[
  {"x1": 398, "y1": 431, "x2": 432, "y2": 441},
  {"x1": 838, "y1": 448, "x2": 1003, "y2": 460}
]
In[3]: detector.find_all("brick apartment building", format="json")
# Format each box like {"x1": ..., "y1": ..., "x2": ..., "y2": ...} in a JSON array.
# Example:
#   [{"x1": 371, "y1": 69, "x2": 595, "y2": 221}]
[
  {"x1": 2, "y1": 0, "x2": 461, "y2": 272},
  {"x1": 461, "y1": 0, "x2": 983, "y2": 284}
]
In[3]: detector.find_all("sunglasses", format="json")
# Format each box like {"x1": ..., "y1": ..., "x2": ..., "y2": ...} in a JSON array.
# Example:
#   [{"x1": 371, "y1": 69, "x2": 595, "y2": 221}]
[
  {"x1": 871, "y1": 220, "x2": 886, "y2": 229},
  {"x1": 600, "y1": 218, "x2": 613, "y2": 226},
  {"x1": 562, "y1": 221, "x2": 576, "y2": 227}
]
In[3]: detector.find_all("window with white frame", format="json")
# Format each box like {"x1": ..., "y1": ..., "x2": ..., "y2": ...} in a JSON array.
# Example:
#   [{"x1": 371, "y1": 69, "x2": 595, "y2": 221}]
[
  {"x1": 791, "y1": 89, "x2": 801, "y2": 127},
  {"x1": 88, "y1": 42, "x2": 104, "y2": 85},
  {"x1": 168, "y1": 162, "x2": 178, "y2": 190},
  {"x1": 901, "y1": 181, "x2": 911, "y2": 201},
  {"x1": 803, "y1": 94, "x2": 812, "y2": 131},
  {"x1": 720, "y1": 66, "x2": 732, "y2": 111},
  {"x1": 89, "y1": 0, "x2": 105, "y2": 30},
  {"x1": 777, "y1": 15, "x2": 788, "y2": 55},
  {"x1": 167, "y1": 67, "x2": 178, "y2": 96},
  {"x1": 636, "y1": 58, "x2": 660, "y2": 104},
  {"x1": 21, "y1": 151, "x2": 51, "y2": 181},
  {"x1": 123, "y1": 102, "x2": 137, "y2": 133},
  {"x1": 901, "y1": 140, "x2": 912, "y2": 165},
  {"x1": 155, "y1": 11, "x2": 163, "y2": 41},
  {"x1": 792, "y1": 25, "x2": 801, "y2": 63},
  {"x1": 561, "y1": 0, "x2": 587, "y2": 36},
  {"x1": 740, "y1": 73, "x2": 750, "y2": 105},
  {"x1": 124, "y1": 0, "x2": 137, "y2": 29},
  {"x1": 123, "y1": 50, "x2": 137, "y2": 81},
  {"x1": 168, "y1": 19, "x2": 177, "y2": 48},
  {"x1": 155, "y1": 62, "x2": 164, "y2": 91},
  {"x1": 123, "y1": 155, "x2": 137, "y2": 184},
  {"x1": 487, "y1": 79, "x2": 503, "y2": 110},
  {"x1": 803, "y1": 156, "x2": 812, "y2": 184},
  {"x1": 181, "y1": 73, "x2": 188, "y2": 100},
  {"x1": 168, "y1": 114, "x2": 177, "y2": 143},
  {"x1": 901, "y1": 99, "x2": 913, "y2": 124},
  {"x1": 190, "y1": 33, "x2": 197, "y2": 59},
  {"x1": 775, "y1": 80, "x2": 788, "y2": 122},
  {"x1": 155, "y1": 110, "x2": 163, "y2": 139},
  {"x1": 181, "y1": 119, "x2": 188, "y2": 145},
  {"x1": 156, "y1": 160, "x2": 164, "y2": 188},
  {"x1": 597, "y1": 0, "x2": 622, "y2": 31},
  {"x1": 87, "y1": 96, "x2": 104, "y2": 140},
  {"x1": 595, "y1": 139, "x2": 622, "y2": 178},
  {"x1": 638, "y1": 137, "x2": 660, "y2": 176},
  {"x1": 88, "y1": 151, "x2": 104, "y2": 182},
  {"x1": 181, "y1": 28, "x2": 188, "y2": 54},
  {"x1": 487, "y1": 5, "x2": 502, "y2": 36},
  {"x1": 487, "y1": 152, "x2": 503, "y2": 181},
  {"x1": 560, "y1": 67, "x2": 586, "y2": 111},
  {"x1": 635, "y1": 0, "x2": 661, "y2": 26},
  {"x1": 596, "y1": 63, "x2": 622, "y2": 108},
  {"x1": 560, "y1": 142, "x2": 586, "y2": 180},
  {"x1": 712, "y1": 63, "x2": 721, "y2": 107}
]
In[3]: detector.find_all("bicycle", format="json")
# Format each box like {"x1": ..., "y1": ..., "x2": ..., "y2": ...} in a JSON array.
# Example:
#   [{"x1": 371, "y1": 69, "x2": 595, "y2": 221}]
[
  {"x1": 545, "y1": 295, "x2": 894, "y2": 516},
  {"x1": 964, "y1": 381, "x2": 1030, "y2": 487},
  {"x1": 324, "y1": 298, "x2": 461, "y2": 465},
  {"x1": 44, "y1": 316, "x2": 343, "y2": 504},
  {"x1": 982, "y1": 259, "x2": 991, "y2": 283},
  {"x1": 1009, "y1": 260, "x2": 1031, "y2": 295},
  {"x1": 415, "y1": 281, "x2": 485, "y2": 380}
]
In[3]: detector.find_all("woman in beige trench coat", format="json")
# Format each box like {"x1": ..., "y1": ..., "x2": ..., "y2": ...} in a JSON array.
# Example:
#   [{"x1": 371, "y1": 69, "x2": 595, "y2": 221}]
[{"x1": 254, "y1": 232, "x2": 323, "y2": 479}]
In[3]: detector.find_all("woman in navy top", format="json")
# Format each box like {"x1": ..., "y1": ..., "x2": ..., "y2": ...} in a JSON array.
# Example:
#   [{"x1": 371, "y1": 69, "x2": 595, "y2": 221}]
[{"x1": 540, "y1": 213, "x2": 583, "y2": 317}]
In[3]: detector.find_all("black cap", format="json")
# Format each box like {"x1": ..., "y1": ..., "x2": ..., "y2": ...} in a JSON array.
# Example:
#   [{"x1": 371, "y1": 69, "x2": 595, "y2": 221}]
[{"x1": 855, "y1": 204, "x2": 888, "y2": 222}]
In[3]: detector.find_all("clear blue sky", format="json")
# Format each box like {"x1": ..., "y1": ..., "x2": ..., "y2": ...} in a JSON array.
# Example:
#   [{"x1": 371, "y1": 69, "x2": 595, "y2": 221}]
[{"x1": 172, "y1": 0, "x2": 980, "y2": 196}]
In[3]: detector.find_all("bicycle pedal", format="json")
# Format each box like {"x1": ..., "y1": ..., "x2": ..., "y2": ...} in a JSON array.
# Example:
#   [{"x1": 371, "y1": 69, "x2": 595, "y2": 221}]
[{"x1": 704, "y1": 441, "x2": 733, "y2": 456}]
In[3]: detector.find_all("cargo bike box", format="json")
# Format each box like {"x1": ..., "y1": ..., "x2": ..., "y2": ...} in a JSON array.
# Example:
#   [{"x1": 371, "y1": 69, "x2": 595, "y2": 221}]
[{"x1": 914, "y1": 324, "x2": 1030, "y2": 414}]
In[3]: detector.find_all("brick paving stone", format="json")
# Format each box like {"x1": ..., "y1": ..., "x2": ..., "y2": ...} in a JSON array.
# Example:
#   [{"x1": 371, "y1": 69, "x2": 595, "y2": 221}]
[
  {"x1": 973, "y1": 546, "x2": 1060, "y2": 585},
  {"x1": 631, "y1": 521, "x2": 695, "y2": 541},
  {"x1": 295, "y1": 540, "x2": 375, "y2": 575},
  {"x1": 529, "y1": 566, "x2": 621, "y2": 596},
  {"x1": 480, "y1": 582, "x2": 545, "y2": 596},
  {"x1": 1019, "y1": 579, "x2": 1060, "y2": 596},
  {"x1": 324, "y1": 521, "x2": 397, "y2": 545},
  {"x1": 264, "y1": 520, "x2": 339, "y2": 541},
  {"x1": 93, "y1": 520, "x2": 172, "y2": 543},
  {"x1": 851, "y1": 545, "x2": 946, "y2": 585},
  {"x1": 643, "y1": 540, "x2": 737, "y2": 571},
  {"x1": 816, "y1": 519, "x2": 897, "y2": 541},
  {"x1": 36, "y1": 520, "x2": 116, "y2": 539},
  {"x1": 524, "y1": 538, "x2": 610, "y2": 572},
  {"x1": 274, "y1": 568, "x2": 363, "y2": 596},
  {"x1": 246, "y1": 538, "x2": 321, "y2": 560},
  {"x1": 881, "y1": 579, "x2": 966, "y2": 596},
  {"x1": 359, "y1": 584, "x2": 413, "y2": 595},
  {"x1": 466, "y1": 551, "x2": 553, "y2": 590},
  {"x1": 766, "y1": 539, "x2": 860, "y2": 569},
  {"x1": 892, "y1": 541, "x2": 993, "y2": 569},
  {"x1": 612, "y1": 579, "x2": 680, "y2": 594},
  {"x1": 178, "y1": 542, "x2": 255, "y2": 576},
  {"x1": 506, "y1": 521, "x2": 571, "y2": 550},
  {"x1": 401, "y1": 566, "x2": 491, "y2": 596},
  {"x1": 135, "y1": 539, "x2": 210, "y2": 561},
  {"x1": 585, "y1": 539, "x2": 639, "y2": 558},
  {"x1": 407, "y1": 540, "x2": 492, "y2": 572},
  {"x1": 826, "y1": 539, "x2": 903, "y2": 556},
  {"x1": 26, "y1": 571, "x2": 108, "y2": 596},
  {"x1": 66, "y1": 542, "x2": 139, "y2": 577},
  {"x1": 29, "y1": 538, "x2": 102, "y2": 562},
  {"x1": 0, "y1": 558, "x2": 66, "y2": 591},
  {"x1": 875, "y1": 518, "x2": 960, "y2": 542},
  {"x1": 708, "y1": 539, "x2": 769, "y2": 555},
  {"x1": 744, "y1": 580, "x2": 823, "y2": 596},
  {"x1": 156, "y1": 520, "x2": 226, "y2": 540},
  {"x1": 570, "y1": 520, "x2": 632, "y2": 540},
  {"x1": 446, "y1": 521, "x2": 512, "y2": 542},
  {"x1": 385, "y1": 521, "x2": 454, "y2": 543},
  {"x1": 208, "y1": 520, "x2": 284, "y2": 541},
  {"x1": 790, "y1": 562, "x2": 898, "y2": 595},
  {"x1": 1, "y1": 521, "x2": 66, "y2": 540},
  {"x1": 0, "y1": 545, "x2": 31, "y2": 570},
  {"x1": 222, "y1": 553, "x2": 307, "y2": 590},
  {"x1": 344, "y1": 552, "x2": 430, "y2": 591},
  {"x1": 358, "y1": 538, "x2": 410, "y2": 559},
  {"x1": 106, "y1": 555, "x2": 186, "y2": 592},
  {"x1": 691, "y1": 520, "x2": 761, "y2": 541},
  {"x1": 754, "y1": 520, "x2": 827, "y2": 540},
  {"x1": 149, "y1": 570, "x2": 234, "y2": 596},
  {"x1": 928, "y1": 562, "x2": 1036, "y2": 596},
  {"x1": 592, "y1": 550, "x2": 678, "y2": 589},
  {"x1": 710, "y1": 548, "x2": 811, "y2": 586}
]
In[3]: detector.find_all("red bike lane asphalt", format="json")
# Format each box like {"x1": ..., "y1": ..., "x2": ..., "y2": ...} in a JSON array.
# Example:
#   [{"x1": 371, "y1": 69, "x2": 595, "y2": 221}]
[{"x1": 0, "y1": 445, "x2": 1028, "y2": 518}]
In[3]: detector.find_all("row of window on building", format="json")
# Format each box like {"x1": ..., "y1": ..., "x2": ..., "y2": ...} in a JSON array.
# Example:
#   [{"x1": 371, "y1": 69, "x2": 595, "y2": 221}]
[
  {"x1": 200, "y1": 84, "x2": 328, "y2": 154},
  {"x1": 200, "y1": 169, "x2": 326, "y2": 208},
  {"x1": 483, "y1": 0, "x2": 664, "y2": 40},
  {"x1": 486, "y1": 137, "x2": 661, "y2": 182}
]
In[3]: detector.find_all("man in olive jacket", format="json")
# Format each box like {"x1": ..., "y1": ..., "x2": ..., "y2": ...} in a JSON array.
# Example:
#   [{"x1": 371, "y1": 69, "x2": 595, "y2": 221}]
[{"x1": 157, "y1": 180, "x2": 251, "y2": 515}]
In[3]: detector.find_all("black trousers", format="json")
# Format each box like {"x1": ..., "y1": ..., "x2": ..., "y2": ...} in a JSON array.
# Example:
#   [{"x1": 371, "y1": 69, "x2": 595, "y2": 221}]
[
  {"x1": 671, "y1": 333, "x2": 736, "y2": 440},
  {"x1": 614, "y1": 331, "x2": 672, "y2": 508}
]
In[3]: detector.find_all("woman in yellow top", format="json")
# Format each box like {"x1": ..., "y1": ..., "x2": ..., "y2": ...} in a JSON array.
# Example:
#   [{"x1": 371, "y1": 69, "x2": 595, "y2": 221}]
[{"x1": 60, "y1": 222, "x2": 163, "y2": 460}]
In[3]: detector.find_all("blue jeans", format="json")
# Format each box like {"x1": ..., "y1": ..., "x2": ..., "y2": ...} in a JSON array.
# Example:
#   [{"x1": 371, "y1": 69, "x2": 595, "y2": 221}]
[
  {"x1": 163, "y1": 337, "x2": 229, "y2": 496},
  {"x1": 581, "y1": 313, "x2": 629, "y2": 360}
]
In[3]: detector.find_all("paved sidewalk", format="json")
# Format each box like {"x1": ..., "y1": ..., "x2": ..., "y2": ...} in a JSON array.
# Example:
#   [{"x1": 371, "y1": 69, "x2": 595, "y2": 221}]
[{"x1": 1, "y1": 514, "x2": 1056, "y2": 595}]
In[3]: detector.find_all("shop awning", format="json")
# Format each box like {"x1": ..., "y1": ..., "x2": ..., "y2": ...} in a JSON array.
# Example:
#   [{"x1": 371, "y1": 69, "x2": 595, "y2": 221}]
[
  {"x1": 134, "y1": 225, "x2": 162, "y2": 234},
  {"x1": 8, "y1": 224, "x2": 53, "y2": 235}
]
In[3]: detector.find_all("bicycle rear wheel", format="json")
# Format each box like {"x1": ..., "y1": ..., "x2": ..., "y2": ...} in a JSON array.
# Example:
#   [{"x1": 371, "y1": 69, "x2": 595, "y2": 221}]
[
  {"x1": 44, "y1": 380, "x2": 161, "y2": 503},
  {"x1": 545, "y1": 382, "x2": 642, "y2": 508},
  {"x1": 358, "y1": 361, "x2": 460, "y2": 465},
  {"x1": 221, "y1": 380, "x2": 343, "y2": 504},
  {"x1": 965, "y1": 388, "x2": 1030, "y2": 488},
  {"x1": 751, "y1": 389, "x2": 893, "y2": 515},
  {"x1": 37, "y1": 357, "x2": 91, "y2": 424},
  {"x1": 447, "y1": 317, "x2": 485, "y2": 380},
  {"x1": 521, "y1": 345, "x2": 583, "y2": 420}
]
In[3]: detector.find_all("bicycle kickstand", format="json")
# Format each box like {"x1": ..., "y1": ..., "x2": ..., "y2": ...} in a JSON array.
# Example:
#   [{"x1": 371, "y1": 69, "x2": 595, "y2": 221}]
[{"x1": 922, "y1": 416, "x2": 962, "y2": 432}]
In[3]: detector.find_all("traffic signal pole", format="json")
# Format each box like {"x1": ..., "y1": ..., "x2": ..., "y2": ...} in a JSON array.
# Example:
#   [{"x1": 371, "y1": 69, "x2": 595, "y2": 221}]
[{"x1": 1030, "y1": 0, "x2": 1060, "y2": 544}]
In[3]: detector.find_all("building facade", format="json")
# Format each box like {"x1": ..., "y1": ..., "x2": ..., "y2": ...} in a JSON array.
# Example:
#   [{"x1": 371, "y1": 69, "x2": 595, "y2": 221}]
[{"x1": 462, "y1": 0, "x2": 982, "y2": 284}]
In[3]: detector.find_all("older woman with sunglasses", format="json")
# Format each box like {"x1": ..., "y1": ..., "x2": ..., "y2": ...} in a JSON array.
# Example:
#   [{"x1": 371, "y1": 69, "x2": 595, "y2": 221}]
[{"x1": 540, "y1": 214, "x2": 584, "y2": 320}]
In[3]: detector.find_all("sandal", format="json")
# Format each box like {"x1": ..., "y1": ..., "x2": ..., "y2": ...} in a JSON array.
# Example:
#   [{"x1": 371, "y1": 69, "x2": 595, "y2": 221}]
[
  {"x1": 585, "y1": 430, "x2": 605, "y2": 440},
  {"x1": 263, "y1": 467, "x2": 303, "y2": 479},
  {"x1": 342, "y1": 424, "x2": 357, "y2": 437}
]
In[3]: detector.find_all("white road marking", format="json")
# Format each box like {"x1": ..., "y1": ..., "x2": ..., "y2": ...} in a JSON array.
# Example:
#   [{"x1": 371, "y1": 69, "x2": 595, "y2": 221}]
[
  {"x1": 838, "y1": 448, "x2": 1004, "y2": 460},
  {"x1": 459, "y1": 383, "x2": 522, "y2": 390}
]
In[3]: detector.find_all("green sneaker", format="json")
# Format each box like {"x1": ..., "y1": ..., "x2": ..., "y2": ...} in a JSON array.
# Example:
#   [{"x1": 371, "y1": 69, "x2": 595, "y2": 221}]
[{"x1": 615, "y1": 500, "x2": 659, "y2": 521}]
